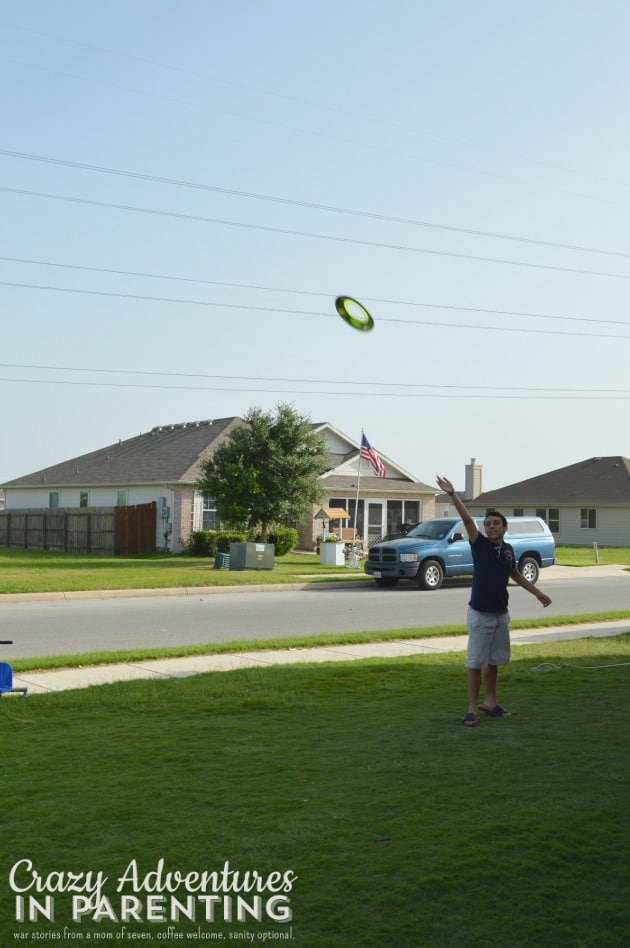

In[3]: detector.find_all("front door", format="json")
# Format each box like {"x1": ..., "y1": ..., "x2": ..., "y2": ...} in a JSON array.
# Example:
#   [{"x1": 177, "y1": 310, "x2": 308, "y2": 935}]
[{"x1": 367, "y1": 502, "x2": 384, "y2": 547}]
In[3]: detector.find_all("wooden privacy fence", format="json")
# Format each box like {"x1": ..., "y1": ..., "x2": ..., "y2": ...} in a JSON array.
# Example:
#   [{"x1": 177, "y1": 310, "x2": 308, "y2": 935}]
[
  {"x1": 114, "y1": 502, "x2": 157, "y2": 555},
  {"x1": 0, "y1": 502, "x2": 157, "y2": 555}
]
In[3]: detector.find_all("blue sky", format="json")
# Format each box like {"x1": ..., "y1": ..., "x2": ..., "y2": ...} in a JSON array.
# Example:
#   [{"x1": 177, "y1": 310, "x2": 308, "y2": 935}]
[{"x1": 2, "y1": 1, "x2": 629, "y2": 491}]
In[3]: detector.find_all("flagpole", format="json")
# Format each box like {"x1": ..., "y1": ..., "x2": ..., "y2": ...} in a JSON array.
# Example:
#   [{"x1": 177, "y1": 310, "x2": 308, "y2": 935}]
[{"x1": 352, "y1": 430, "x2": 363, "y2": 548}]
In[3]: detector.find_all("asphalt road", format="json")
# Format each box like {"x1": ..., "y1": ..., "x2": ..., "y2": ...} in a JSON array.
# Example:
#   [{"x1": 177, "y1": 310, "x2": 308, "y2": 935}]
[{"x1": 1, "y1": 567, "x2": 629, "y2": 659}]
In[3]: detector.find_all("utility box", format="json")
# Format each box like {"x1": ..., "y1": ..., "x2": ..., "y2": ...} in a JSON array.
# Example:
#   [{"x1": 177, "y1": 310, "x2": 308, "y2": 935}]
[
  {"x1": 229, "y1": 542, "x2": 275, "y2": 571},
  {"x1": 214, "y1": 552, "x2": 230, "y2": 570}
]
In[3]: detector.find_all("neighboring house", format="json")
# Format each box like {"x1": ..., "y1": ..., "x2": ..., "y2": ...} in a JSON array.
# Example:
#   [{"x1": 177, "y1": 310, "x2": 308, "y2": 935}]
[
  {"x1": 301, "y1": 424, "x2": 435, "y2": 550},
  {"x1": 0, "y1": 418, "x2": 244, "y2": 553},
  {"x1": 1, "y1": 419, "x2": 435, "y2": 553},
  {"x1": 468, "y1": 456, "x2": 630, "y2": 547}
]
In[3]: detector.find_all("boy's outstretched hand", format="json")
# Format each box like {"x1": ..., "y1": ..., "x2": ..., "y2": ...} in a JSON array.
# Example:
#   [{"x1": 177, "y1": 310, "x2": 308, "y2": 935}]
[{"x1": 436, "y1": 475, "x2": 454, "y2": 494}]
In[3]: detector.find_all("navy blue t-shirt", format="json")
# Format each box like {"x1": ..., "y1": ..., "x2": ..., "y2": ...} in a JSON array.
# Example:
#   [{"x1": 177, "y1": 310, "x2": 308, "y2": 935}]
[{"x1": 469, "y1": 532, "x2": 515, "y2": 613}]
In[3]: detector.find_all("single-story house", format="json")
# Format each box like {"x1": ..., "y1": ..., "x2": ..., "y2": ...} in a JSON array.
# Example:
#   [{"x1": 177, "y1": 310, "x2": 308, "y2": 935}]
[
  {"x1": 468, "y1": 456, "x2": 630, "y2": 547},
  {"x1": 1, "y1": 418, "x2": 435, "y2": 553},
  {"x1": 302, "y1": 423, "x2": 435, "y2": 549}
]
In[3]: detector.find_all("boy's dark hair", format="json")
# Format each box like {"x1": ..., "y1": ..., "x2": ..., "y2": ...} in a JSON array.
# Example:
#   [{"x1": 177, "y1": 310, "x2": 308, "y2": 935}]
[{"x1": 484, "y1": 509, "x2": 507, "y2": 528}]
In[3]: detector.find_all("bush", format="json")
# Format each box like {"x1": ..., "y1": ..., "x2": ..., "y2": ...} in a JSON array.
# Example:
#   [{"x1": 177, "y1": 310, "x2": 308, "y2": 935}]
[
  {"x1": 266, "y1": 527, "x2": 299, "y2": 557},
  {"x1": 215, "y1": 531, "x2": 247, "y2": 554},
  {"x1": 186, "y1": 531, "x2": 217, "y2": 556}
]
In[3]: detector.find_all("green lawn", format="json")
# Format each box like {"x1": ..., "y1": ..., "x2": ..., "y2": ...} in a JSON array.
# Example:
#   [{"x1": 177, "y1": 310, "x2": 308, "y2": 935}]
[
  {"x1": 2, "y1": 635, "x2": 629, "y2": 947},
  {"x1": 555, "y1": 544, "x2": 630, "y2": 566},
  {"x1": 0, "y1": 545, "x2": 628, "y2": 595},
  {"x1": 0, "y1": 549, "x2": 367, "y2": 594}
]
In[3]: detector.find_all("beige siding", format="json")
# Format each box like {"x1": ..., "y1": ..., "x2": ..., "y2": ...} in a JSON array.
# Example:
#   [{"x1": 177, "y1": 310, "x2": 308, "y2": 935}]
[
  {"x1": 558, "y1": 507, "x2": 630, "y2": 547},
  {"x1": 469, "y1": 504, "x2": 630, "y2": 547}
]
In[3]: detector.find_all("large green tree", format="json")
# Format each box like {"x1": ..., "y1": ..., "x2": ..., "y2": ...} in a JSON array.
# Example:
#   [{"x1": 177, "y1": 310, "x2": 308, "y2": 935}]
[{"x1": 197, "y1": 404, "x2": 329, "y2": 538}]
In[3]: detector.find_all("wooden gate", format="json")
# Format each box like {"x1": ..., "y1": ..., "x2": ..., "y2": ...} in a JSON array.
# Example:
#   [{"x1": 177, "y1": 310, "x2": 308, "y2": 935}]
[{"x1": 114, "y1": 502, "x2": 157, "y2": 555}]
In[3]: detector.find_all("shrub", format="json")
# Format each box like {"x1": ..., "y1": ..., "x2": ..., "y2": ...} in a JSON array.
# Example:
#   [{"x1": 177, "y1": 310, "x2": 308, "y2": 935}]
[
  {"x1": 215, "y1": 531, "x2": 248, "y2": 554},
  {"x1": 186, "y1": 531, "x2": 217, "y2": 556},
  {"x1": 266, "y1": 527, "x2": 299, "y2": 557}
]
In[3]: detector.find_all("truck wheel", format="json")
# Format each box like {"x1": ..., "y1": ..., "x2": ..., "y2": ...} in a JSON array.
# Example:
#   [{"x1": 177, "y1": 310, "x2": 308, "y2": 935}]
[
  {"x1": 374, "y1": 577, "x2": 399, "y2": 588},
  {"x1": 417, "y1": 559, "x2": 444, "y2": 590},
  {"x1": 519, "y1": 556, "x2": 539, "y2": 584}
]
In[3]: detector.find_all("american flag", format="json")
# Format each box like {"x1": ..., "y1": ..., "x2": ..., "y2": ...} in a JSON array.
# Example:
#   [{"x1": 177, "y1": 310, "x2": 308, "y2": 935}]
[{"x1": 360, "y1": 433, "x2": 386, "y2": 477}]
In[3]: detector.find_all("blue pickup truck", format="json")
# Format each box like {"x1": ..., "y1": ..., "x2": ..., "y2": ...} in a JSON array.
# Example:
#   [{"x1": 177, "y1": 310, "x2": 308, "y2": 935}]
[{"x1": 364, "y1": 517, "x2": 555, "y2": 590}]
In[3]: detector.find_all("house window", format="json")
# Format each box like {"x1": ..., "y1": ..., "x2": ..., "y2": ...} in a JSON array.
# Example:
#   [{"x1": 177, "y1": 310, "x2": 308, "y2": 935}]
[
  {"x1": 330, "y1": 497, "x2": 420, "y2": 539},
  {"x1": 79, "y1": 491, "x2": 88, "y2": 508},
  {"x1": 202, "y1": 496, "x2": 220, "y2": 530},
  {"x1": 535, "y1": 507, "x2": 560, "y2": 533},
  {"x1": 49, "y1": 491, "x2": 59, "y2": 509},
  {"x1": 580, "y1": 508, "x2": 597, "y2": 529},
  {"x1": 404, "y1": 501, "x2": 420, "y2": 525},
  {"x1": 387, "y1": 500, "x2": 403, "y2": 535},
  {"x1": 330, "y1": 497, "x2": 364, "y2": 537},
  {"x1": 513, "y1": 508, "x2": 524, "y2": 517},
  {"x1": 116, "y1": 490, "x2": 127, "y2": 507}
]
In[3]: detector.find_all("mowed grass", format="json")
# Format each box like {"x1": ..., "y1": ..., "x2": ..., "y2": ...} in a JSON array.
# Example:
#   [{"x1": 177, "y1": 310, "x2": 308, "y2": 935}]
[
  {"x1": 0, "y1": 549, "x2": 368, "y2": 594},
  {"x1": 0, "y1": 545, "x2": 629, "y2": 596},
  {"x1": 555, "y1": 545, "x2": 630, "y2": 567},
  {"x1": 2, "y1": 636, "x2": 629, "y2": 947}
]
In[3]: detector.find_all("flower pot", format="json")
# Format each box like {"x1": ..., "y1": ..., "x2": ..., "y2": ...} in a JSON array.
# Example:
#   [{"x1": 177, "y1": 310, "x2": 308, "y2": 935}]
[{"x1": 320, "y1": 542, "x2": 345, "y2": 566}]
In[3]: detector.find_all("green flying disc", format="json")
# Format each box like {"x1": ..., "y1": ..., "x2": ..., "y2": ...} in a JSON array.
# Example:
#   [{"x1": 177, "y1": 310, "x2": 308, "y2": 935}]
[{"x1": 335, "y1": 296, "x2": 374, "y2": 331}]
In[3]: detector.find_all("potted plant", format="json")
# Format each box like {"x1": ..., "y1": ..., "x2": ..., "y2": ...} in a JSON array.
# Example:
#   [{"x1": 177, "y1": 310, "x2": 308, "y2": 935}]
[{"x1": 319, "y1": 534, "x2": 345, "y2": 566}]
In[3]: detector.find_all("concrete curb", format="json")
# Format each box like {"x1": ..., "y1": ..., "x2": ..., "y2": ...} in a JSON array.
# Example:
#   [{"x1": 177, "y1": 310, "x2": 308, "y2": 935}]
[{"x1": 0, "y1": 579, "x2": 370, "y2": 603}]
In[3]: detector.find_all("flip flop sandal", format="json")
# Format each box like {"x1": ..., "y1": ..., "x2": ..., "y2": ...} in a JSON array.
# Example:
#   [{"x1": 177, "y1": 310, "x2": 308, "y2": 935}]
[
  {"x1": 462, "y1": 712, "x2": 479, "y2": 727},
  {"x1": 479, "y1": 704, "x2": 511, "y2": 717}
]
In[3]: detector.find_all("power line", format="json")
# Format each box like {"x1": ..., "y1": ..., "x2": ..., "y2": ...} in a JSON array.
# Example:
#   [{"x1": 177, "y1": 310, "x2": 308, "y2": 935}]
[
  {"x1": 3, "y1": 279, "x2": 630, "y2": 340},
  {"x1": 3, "y1": 185, "x2": 630, "y2": 282},
  {"x1": 2, "y1": 148, "x2": 629, "y2": 260},
  {"x1": 1, "y1": 375, "x2": 629, "y2": 399},
  {"x1": 2, "y1": 360, "x2": 629, "y2": 395},
  {"x1": 2, "y1": 254, "x2": 629, "y2": 329},
  {"x1": 5, "y1": 23, "x2": 628, "y2": 195},
  {"x1": 6, "y1": 57, "x2": 621, "y2": 213}
]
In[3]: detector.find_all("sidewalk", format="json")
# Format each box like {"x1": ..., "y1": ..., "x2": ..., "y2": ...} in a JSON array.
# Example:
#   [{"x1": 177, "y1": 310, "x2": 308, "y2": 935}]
[{"x1": 11, "y1": 618, "x2": 630, "y2": 696}]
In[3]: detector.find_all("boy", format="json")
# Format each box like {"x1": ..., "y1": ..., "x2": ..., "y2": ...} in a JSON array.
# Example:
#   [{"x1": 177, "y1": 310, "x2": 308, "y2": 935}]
[{"x1": 436, "y1": 475, "x2": 552, "y2": 727}]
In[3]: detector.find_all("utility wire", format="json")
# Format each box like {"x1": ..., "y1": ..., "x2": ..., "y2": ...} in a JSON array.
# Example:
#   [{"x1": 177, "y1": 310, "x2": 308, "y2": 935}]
[
  {"x1": 2, "y1": 375, "x2": 630, "y2": 399},
  {"x1": 2, "y1": 254, "x2": 629, "y2": 329},
  {"x1": 6, "y1": 57, "x2": 621, "y2": 212},
  {"x1": 5, "y1": 23, "x2": 628, "y2": 193},
  {"x1": 1, "y1": 360, "x2": 629, "y2": 395},
  {"x1": 2, "y1": 148, "x2": 629, "y2": 260},
  {"x1": 3, "y1": 185, "x2": 630, "y2": 282},
  {"x1": 3, "y1": 280, "x2": 630, "y2": 340}
]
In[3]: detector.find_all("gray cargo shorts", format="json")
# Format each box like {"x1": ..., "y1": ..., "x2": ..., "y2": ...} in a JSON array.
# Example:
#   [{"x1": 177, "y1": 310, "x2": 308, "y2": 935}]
[{"x1": 466, "y1": 606, "x2": 511, "y2": 668}]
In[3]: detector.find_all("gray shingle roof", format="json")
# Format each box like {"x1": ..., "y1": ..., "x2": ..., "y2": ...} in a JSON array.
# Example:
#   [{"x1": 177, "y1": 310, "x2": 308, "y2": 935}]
[
  {"x1": 323, "y1": 474, "x2": 434, "y2": 494},
  {"x1": 473, "y1": 456, "x2": 630, "y2": 506},
  {"x1": 1, "y1": 418, "x2": 242, "y2": 488}
]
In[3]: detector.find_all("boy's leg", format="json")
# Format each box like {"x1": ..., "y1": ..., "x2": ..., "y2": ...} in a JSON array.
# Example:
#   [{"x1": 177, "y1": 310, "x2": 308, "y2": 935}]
[
  {"x1": 483, "y1": 664, "x2": 498, "y2": 708},
  {"x1": 467, "y1": 667, "x2": 482, "y2": 713}
]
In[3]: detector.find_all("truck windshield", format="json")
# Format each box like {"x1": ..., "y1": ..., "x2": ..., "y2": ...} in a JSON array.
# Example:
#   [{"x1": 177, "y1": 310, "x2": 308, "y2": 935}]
[{"x1": 405, "y1": 520, "x2": 457, "y2": 540}]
